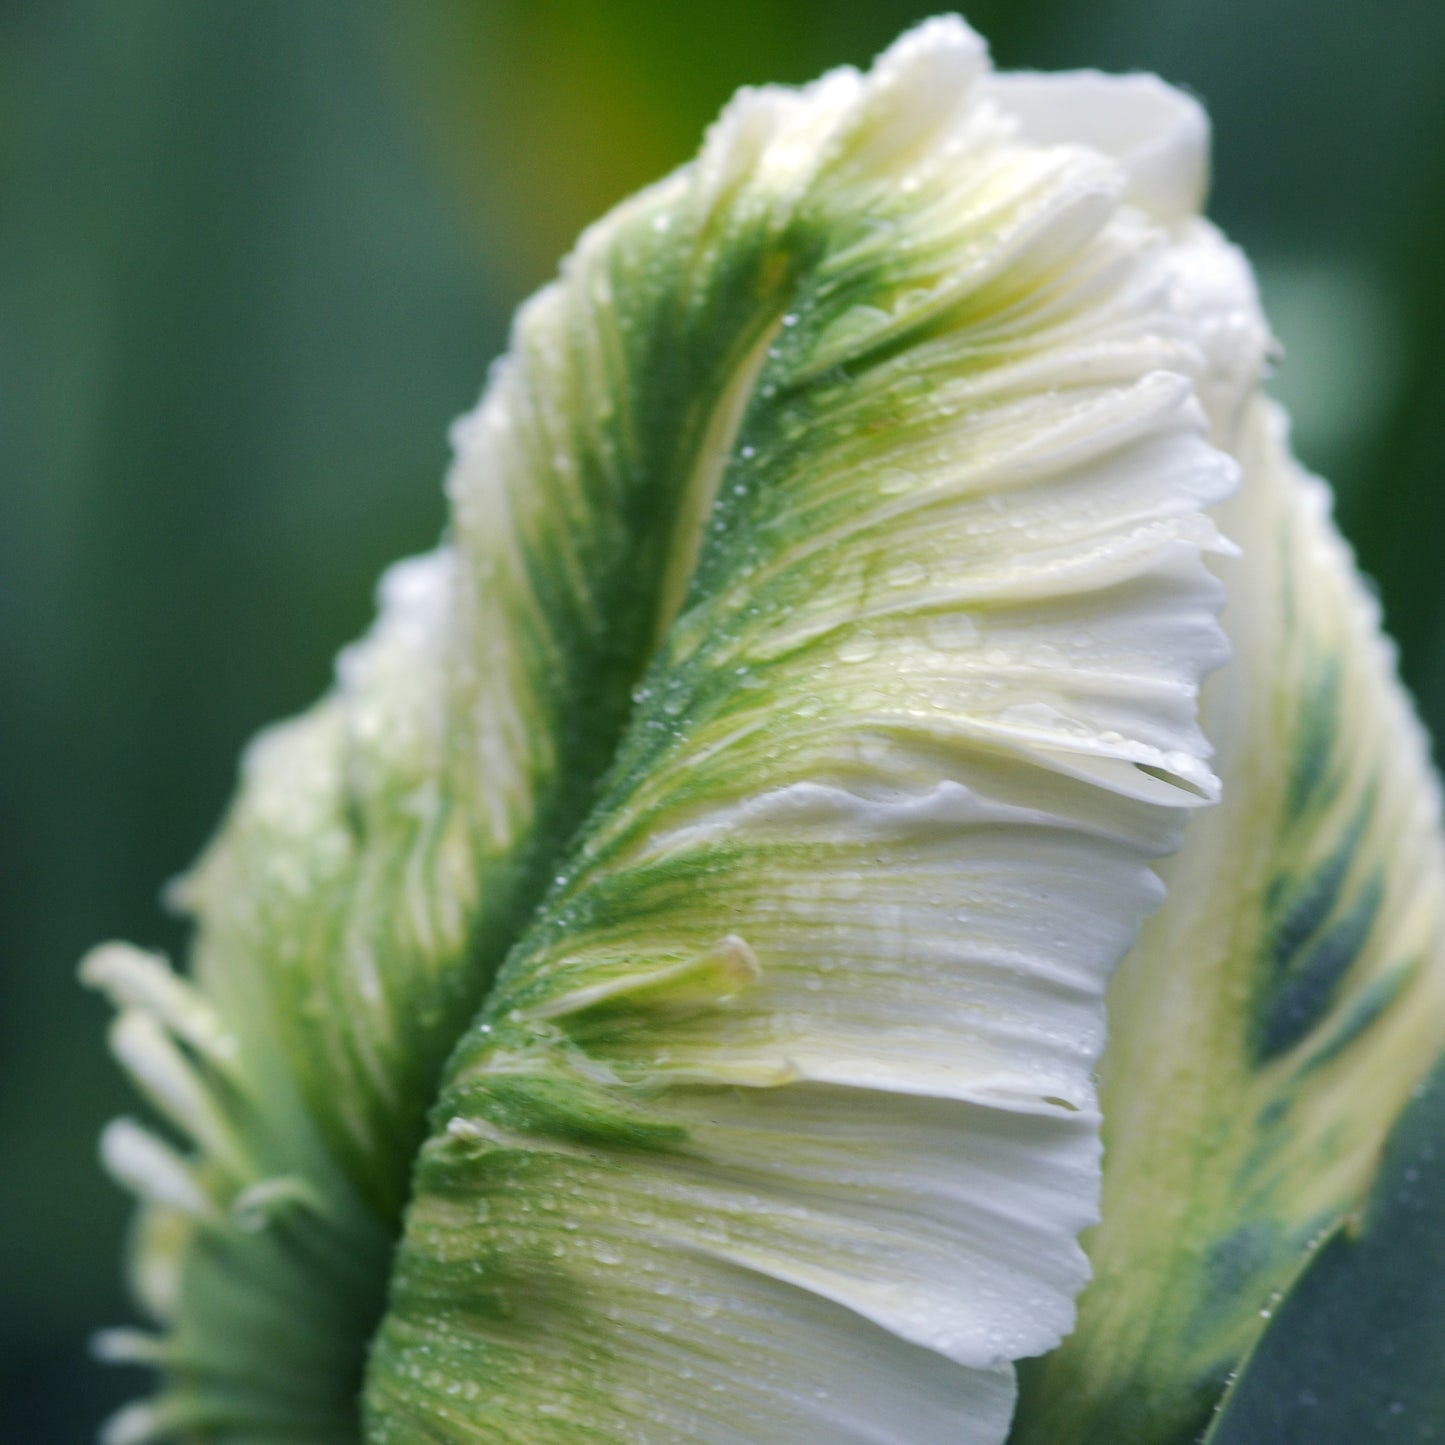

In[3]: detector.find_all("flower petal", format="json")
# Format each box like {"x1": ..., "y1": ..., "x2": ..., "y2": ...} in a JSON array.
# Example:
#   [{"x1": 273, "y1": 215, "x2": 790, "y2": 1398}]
[
  {"x1": 1011, "y1": 400, "x2": 1445, "y2": 1442},
  {"x1": 366, "y1": 20, "x2": 1251, "y2": 1439},
  {"x1": 983, "y1": 69, "x2": 1209, "y2": 226}
]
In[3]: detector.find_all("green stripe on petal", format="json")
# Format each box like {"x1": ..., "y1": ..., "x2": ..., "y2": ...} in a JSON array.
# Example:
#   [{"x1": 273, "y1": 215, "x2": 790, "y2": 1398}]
[{"x1": 1010, "y1": 399, "x2": 1445, "y2": 1444}]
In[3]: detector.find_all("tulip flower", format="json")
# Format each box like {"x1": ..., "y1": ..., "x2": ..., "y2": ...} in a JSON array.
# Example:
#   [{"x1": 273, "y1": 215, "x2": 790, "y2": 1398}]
[{"x1": 84, "y1": 15, "x2": 1445, "y2": 1444}]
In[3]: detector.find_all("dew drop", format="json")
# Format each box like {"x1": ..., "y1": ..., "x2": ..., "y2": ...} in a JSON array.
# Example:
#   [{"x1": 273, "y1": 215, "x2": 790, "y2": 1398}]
[
  {"x1": 838, "y1": 633, "x2": 880, "y2": 663},
  {"x1": 926, "y1": 613, "x2": 979, "y2": 651}
]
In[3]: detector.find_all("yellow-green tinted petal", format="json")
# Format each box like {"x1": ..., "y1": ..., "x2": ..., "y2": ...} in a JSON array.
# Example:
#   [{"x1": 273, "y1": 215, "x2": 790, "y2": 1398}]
[{"x1": 1011, "y1": 398, "x2": 1445, "y2": 1443}]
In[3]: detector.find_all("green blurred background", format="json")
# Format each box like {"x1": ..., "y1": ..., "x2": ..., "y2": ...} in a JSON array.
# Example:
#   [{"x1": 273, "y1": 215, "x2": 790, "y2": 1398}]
[{"x1": 4, "y1": 1, "x2": 1444, "y2": 1438}]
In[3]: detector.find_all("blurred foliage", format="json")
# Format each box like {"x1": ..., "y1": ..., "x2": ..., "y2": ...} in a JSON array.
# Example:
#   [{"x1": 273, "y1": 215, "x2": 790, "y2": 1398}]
[
  {"x1": 2, "y1": 1, "x2": 1443, "y2": 1438},
  {"x1": 1204, "y1": 1058, "x2": 1445, "y2": 1443}
]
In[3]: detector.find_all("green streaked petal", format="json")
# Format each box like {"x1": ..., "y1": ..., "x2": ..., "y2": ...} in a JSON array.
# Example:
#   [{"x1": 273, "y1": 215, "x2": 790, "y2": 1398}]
[
  {"x1": 365, "y1": 20, "x2": 1248, "y2": 1441},
  {"x1": 1010, "y1": 397, "x2": 1445, "y2": 1443}
]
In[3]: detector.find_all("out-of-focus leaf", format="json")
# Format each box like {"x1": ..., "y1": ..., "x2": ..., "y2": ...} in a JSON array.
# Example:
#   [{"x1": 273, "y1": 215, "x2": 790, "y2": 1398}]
[
  {"x1": 1204, "y1": 1059, "x2": 1445, "y2": 1443},
  {"x1": 390, "y1": 0, "x2": 1075, "y2": 296}
]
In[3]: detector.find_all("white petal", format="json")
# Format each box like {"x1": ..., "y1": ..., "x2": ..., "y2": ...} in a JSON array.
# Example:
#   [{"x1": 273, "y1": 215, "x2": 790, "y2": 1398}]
[
  {"x1": 99, "y1": 1118, "x2": 217, "y2": 1220},
  {"x1": 985, "y1": 69, "x2": 1209, "y2": 225},
  {"x1": 81, "y1": 943, "x2": 237, "y2": 1069}
]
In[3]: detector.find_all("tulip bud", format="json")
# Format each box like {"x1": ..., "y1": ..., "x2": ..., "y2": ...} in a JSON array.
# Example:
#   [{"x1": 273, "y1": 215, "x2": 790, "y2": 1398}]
[{"x1": 86, "y1": 16, "x2": 1445, "y2": 1444}]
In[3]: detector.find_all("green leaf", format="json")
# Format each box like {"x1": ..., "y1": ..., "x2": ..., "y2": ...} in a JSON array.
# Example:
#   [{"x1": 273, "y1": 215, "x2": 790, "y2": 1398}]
[{"x1": 1202, "y1": 1060, "x2": 1445, "y2": 1443}]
